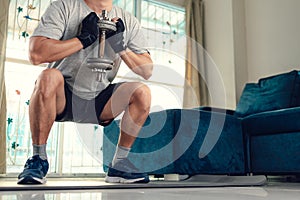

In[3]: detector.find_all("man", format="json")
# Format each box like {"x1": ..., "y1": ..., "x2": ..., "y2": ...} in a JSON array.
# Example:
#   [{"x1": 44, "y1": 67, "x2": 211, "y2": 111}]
[{"x1": 17, "y1": 0, "x2": 153, "y2": 184}]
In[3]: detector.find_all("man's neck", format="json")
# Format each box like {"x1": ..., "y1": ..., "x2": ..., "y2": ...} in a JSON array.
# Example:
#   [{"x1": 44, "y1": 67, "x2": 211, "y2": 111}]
[{"x1": 84, "y1": 0, "x2": 113, "y2": 14}]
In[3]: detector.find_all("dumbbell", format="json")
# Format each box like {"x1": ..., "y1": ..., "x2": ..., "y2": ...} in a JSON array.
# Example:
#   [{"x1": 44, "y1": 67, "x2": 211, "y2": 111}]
[{"x1": 87, "y1": 10, "x2": 117, "y2": 82}]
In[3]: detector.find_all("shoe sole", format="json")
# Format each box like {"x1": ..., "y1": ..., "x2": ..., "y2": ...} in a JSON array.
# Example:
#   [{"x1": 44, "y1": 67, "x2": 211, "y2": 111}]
[
  {"x1": 105, "y1": 176, "x2": 149, "y2": 184},
  {"x1": 17, "y1": 175, "x2": 46, "y2": 184}
]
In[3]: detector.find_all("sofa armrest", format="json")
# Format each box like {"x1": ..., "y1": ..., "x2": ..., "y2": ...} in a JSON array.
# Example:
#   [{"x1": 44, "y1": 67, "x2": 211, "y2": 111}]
[{"x1": 242, "y1": 106, "x2": 300, "y2": 136}]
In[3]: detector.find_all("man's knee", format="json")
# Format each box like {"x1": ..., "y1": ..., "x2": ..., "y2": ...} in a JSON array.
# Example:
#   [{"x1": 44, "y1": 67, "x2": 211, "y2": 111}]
[
  {"x1": 38, "y1": 68, "x2": 63, "y2": 81},
  {"x1": 131, "y1": 83, "x2": 151, "y2": 109},
  {"x1": 35, "y1": 68, "x2": 64, "y2": 97}
]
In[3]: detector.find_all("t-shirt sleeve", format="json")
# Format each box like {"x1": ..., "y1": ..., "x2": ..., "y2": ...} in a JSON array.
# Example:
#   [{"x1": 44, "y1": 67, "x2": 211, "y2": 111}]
[
  {"x1": 32, "y1": 1, "x2": 67, "y2": 40},
  {"x1": 126, "y1": 17, "x2": 149, "y2": 55}
]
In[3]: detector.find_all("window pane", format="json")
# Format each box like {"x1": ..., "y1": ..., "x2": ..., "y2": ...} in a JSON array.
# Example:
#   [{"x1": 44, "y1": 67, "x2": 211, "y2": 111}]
[
  {"x1": 5, "y1": 62, "x2": 59, "y2": 174},
  {"x1": 113, "y1": 0, "x2": 135, "y2": 14},
  {"x1": 116, "y1": 0, "x2": 186, "y2": 112},
  {"x1": 5, "y1": 62, "x2": 104, "y2": 174},
  {"x1": 61, "y1": 123, "x2": 104, "y2": 174}
]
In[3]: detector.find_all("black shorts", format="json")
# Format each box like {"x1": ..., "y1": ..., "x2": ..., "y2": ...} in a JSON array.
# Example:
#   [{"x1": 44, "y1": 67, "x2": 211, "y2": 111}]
[{"x1": 55, "y1": 82, "x2": 123, "y2": 126}]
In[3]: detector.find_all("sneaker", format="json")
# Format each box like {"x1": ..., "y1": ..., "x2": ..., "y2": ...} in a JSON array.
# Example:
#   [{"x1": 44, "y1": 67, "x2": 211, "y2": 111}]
[
  {"x1": 105, "y1": 158, "x2": 149, "y2": 184},
  {"x1": 17, "y1": 155, "x2": 49, "y2": 184}
]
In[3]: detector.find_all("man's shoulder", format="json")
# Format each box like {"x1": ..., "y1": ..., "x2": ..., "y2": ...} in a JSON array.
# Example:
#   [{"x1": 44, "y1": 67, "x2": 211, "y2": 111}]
[{"x1": 51, "y1": 0, "x2": 80, "y2": 9}]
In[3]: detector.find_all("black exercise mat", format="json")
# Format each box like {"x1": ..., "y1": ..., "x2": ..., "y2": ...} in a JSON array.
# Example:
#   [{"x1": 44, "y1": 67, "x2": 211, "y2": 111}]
[{"x1": 0, "y1": 175, "x2": 267, "y2": 191}]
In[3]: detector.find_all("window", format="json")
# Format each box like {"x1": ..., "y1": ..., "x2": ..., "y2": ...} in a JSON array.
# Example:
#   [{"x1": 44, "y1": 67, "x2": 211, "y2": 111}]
[
  {"x1": 5, "y1": 0, "x2": 186, "y2": 176},
  {"x1": 115, "y1": 0, "x2": 186, "y2": 113}
]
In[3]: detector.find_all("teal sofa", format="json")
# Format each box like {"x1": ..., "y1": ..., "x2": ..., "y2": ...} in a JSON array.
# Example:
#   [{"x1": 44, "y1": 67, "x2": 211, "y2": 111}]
[
  {"x1": 237, "y1": 70, "x2": 300, "y2": 175},
  {"x1": 103, "y1": 70, "x2": 300, "y2": 176}
]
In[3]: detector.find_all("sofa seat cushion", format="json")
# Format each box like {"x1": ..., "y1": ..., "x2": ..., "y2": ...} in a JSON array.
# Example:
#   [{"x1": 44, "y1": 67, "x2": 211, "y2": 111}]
[
  {"x1": 242, "y1": 107, "x2": 300, "y2": 136},
  {"x1": 172, "y1": 109, "x2": 245, "y2": 175},
  {"x1": 103, "y1": 108, "x2": 246, "y2": 175},
  {"x1": 235, "y1": 70, "x2": 300, "y2": 117}
]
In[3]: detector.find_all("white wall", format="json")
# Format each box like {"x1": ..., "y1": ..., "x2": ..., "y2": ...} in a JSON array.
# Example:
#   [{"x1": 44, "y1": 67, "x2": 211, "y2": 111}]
[
  {"x1": 203, "y1": 0, "x2": 300, "y2": 107},
  {"x1": 245, "y1": 0, "x2": 300, "y2": 82}
]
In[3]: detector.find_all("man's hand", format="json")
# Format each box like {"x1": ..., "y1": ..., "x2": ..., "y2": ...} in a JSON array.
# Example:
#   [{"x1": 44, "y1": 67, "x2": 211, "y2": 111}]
[
  {"x1": 77, "y1": 12, "x2": 99, "y2": 49},
  {"x1": 106, "y1": 18, "x2": 126, "y2": 53}
]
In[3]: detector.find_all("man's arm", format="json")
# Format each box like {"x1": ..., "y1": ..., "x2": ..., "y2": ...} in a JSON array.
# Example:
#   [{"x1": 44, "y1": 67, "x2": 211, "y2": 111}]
[
  {"x1": 120, "y1": 51, "x2": 153, "y2": 80},
  {"x1": 29, "y1": 36, "x2": 83, "y2": 65},
  {"x1": 107, "y1": 18, "x2": 153, "y2": 80},
  {"x1": 29, "y1": 12, "x2": 99, "y2": 65}
]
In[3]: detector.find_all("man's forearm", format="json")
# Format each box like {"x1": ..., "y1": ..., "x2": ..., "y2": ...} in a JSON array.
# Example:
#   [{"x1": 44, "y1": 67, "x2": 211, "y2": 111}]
[
  {"x1": 29, "y1": 36, "x2": 83, "y2": 65},
  {"x1": 120, "y1": 50, "x2": 153, "y2": 80}
]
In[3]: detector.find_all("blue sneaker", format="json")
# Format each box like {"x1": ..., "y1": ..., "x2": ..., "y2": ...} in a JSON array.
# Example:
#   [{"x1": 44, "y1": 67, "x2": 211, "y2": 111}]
[
  {"x1": 105, "y1": 158, "x2": 149, "y2": 184},
  {"x1": 17, "y1": 155, "x2": 49, "y2": 184}
]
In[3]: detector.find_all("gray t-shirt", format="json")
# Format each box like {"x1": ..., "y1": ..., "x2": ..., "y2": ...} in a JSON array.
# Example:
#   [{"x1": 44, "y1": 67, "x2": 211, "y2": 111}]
[{"x1": 32, "y1": 0, "x2": 148, "y2": 100}]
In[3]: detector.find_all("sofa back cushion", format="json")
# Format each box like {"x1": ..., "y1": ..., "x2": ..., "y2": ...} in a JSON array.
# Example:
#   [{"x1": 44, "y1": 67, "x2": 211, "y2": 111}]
[{"x1": 235, "y1": 70, "x2": 300, "y2": 117}]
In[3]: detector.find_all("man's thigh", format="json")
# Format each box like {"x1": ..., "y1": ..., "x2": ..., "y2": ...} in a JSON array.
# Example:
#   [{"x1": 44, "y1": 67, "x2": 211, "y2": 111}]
[{"x1": 99, "y1": 82, "x2": 146, "y2": 124}]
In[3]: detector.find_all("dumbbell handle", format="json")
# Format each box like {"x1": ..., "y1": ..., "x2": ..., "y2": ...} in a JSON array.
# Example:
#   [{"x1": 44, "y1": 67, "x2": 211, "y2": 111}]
[
  {"x1": 99, "y1": 10, "x2": 108, "y2": 59},
  {"x1": 99, "y1": 30, "x2": 106, "y2": 58}
]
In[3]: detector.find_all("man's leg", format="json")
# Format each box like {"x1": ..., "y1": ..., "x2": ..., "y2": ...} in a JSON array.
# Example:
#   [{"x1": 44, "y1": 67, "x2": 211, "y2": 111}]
[
  {"x1": 30, "y1": 68, "x2": 66, "y2": 145},
  {"x1": 100, "y1": 82, "x2": 151, "y2": 183},
  {"x1": 100, "y1": 82, "x2": 151, "y2": 148},
  {"x1": 18, "y1": 68, "x2": 66, "y2": 184}
]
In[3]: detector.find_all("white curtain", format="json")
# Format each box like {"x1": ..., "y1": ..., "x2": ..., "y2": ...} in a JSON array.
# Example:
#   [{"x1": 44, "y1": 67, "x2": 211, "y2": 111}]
[
  {"x1": 183, "y1": 0, "x2": 209, "y2": 108},
  {"x1": 0, "y1": 0, "x2": 9, "y2": 174}
]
